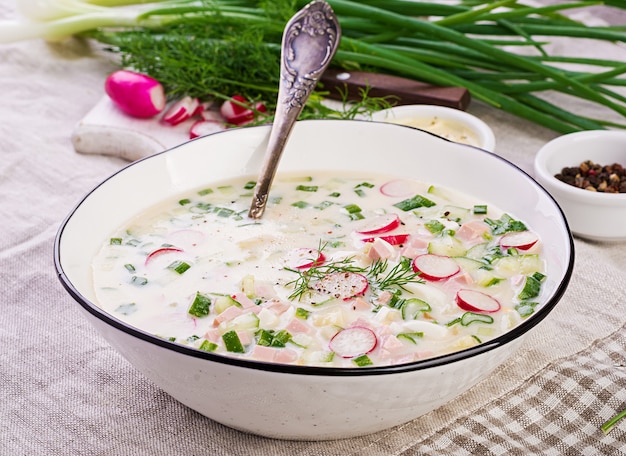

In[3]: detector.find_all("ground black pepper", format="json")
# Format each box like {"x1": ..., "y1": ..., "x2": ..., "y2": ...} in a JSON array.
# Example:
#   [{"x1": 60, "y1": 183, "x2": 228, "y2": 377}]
[{"x1": 554, "y1": 160, "x2": 626, "y2": 193}]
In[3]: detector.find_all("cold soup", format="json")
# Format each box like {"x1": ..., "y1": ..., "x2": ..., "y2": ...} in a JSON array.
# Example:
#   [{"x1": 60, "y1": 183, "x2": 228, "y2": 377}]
[{"x1": 92, "y1": 172, "x2": 545, "y2": 367}]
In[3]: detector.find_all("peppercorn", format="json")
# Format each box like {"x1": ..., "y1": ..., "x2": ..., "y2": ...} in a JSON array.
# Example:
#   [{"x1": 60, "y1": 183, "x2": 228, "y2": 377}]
[{"x1": 554, "y1": 160, "x2": 626, "y2": 193}]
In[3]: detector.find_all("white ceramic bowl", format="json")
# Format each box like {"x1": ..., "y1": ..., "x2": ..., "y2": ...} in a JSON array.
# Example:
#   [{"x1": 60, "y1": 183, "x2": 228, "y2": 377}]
[
  {"x1": 534, "y1": 130, "x2": 626, "y2": 242},
  {"x1": 371, "y1": 104, "x2": 496, "y2": 151},
  {"x1": 55, "y1": 120, "x2": 572, "y2": 440}
]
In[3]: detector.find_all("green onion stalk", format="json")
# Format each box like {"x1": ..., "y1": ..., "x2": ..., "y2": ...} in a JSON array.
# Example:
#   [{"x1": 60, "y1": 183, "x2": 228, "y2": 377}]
[{"x1": 3, "y1": 0, "x2": 626, "y2": 132}]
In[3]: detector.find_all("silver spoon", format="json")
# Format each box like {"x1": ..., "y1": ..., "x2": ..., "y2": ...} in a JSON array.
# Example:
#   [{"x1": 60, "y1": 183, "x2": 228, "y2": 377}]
[{"x1": 248, "y1": 0, "x2": 341, "y2": 219}]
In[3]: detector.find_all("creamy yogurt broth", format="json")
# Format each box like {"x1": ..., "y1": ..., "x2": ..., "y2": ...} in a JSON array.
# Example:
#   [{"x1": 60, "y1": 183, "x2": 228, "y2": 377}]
[{"x1": 93, "y1": 172, "x2": 546, "y2": 368}]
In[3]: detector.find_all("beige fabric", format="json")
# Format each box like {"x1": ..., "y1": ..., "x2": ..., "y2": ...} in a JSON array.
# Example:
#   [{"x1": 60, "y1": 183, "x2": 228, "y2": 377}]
[{"x1": 1, "y1": 1, "x2": 625, "y2": 454}]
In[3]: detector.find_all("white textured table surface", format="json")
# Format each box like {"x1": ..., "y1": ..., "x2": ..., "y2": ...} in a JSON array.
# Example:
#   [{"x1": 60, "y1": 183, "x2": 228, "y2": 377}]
[{"x1": 1, "y1": 2, "x2": 625, "y2": 454}]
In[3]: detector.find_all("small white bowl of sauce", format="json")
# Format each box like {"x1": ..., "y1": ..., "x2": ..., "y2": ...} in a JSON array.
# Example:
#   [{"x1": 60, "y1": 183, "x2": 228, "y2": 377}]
[{"x1": 371, "y1": 104, "x2": 496, "y2": 152}]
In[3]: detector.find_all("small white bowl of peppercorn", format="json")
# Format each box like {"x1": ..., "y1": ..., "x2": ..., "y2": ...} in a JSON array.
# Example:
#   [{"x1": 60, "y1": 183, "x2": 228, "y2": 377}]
[{"x1": 534, "y1": 130, "x2": 626, "y2": 242}]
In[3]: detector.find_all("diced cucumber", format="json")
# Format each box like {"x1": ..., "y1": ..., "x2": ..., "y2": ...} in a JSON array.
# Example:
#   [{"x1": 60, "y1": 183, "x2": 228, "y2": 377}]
[
  {"x1": 466, "y1": 242, "x2": 488, "y2": 260},
  {"x1": 440, "y1": 205, "x2": 470, "y2": 223},
  {"x1": 214, "y1": 294, "x2": 242, "y2": 314},
  {"x1": 453, "y1": 256, "x2": 486, "y2": 272},
  {"x1": 427, "y1": 185, "x2": 452, "y2": 201},
  {"x1": 428, "y1": 235, "x2": 467, "y2": 257},
  {"x1": 401, "y1": 298, "x2": 431, "y2": 320},
  {"x1": 493, "y1": 254, "x2": 543, "y2": 276},
  {"x1": 222, "y1": 330, "x2": 245, "y2": 353}
]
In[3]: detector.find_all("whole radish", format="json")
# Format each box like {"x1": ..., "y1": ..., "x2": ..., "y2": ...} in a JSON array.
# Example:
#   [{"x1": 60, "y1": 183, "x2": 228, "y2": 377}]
[{"x1": 105, "y1": 70, "x2": 166, "y2": 118}]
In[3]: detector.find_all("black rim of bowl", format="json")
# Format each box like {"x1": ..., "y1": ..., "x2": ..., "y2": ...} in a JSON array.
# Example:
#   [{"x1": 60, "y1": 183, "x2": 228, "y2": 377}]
[{"x1": 54, "y1": 120, "x2": 576, "y2": 377}]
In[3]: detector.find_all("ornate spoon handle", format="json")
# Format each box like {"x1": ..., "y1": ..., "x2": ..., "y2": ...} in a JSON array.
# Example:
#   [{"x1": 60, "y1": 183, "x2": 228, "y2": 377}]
[{"x1": 248, "y1": 0, "x2": 341, "y2": 219}]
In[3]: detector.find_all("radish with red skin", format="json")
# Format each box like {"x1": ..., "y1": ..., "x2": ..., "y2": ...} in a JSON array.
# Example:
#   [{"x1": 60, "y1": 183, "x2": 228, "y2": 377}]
[
  {"x1": 357, "y1": 213, "x2": 401, "y2": 235},
  {"x1": 329, "y1": 326, "x2": 378, "y2": 358},
  {"x1": 162, "y1": 96, "x2": 200, "y2": 126},
  {"x1": 412, "y1": 253, "x2": 460, "y2": 281},
  {"x1": 220, "y1": 95, "x2": 267, "y2": 125},
  {"x1": 362, "y1": 233, "x2": 409, "y2": 246},
  {"x1": 144, "y1": 246, "x2": 183, "y2": 265},
  {"x1": 189, "y1": 119, "x2": 224, "y2": 139},
  {"x1": 456, "y1": 289, "x2": 501, "y2": 313},
  {"x1": 314, "y1": 272, "x2": 369, "y2": 300},
  {"x1": 104, "y1": 70, "x2": 166, "y2": 118},
  {"x1": 286, "y1": 247, "x2": 326, "y2": 269},
  {"x1": 380, "y1": 179, "x2": 418, "y2": 197},
  {"x1": 499, "y1": 231, "x2": 539, "y2": 250}
]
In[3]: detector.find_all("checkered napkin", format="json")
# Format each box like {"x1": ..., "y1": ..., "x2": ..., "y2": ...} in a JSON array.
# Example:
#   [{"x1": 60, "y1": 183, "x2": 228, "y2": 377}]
[{"x1": 400, "y1": 325, "x2": 626, "y2": 455}]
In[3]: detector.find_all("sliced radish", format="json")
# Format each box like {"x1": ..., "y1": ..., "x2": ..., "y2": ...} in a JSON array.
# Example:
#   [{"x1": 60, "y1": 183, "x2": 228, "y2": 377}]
[
  {"x1": 361, "y1": 234, "x2": 410, "y2": 246},
  {"x1": 220, "y1": 95, "x2": 267, "y2": 126},
  {"x1": 285, "y1": 247, "x2": 326, "y2": 269},
  {"x1": 144, "y1": 246, "x2": 183, "y2": 266},
  {"x1": 380, "y1": 179, "x2": 418, "y2": 197},
  {"x1": 162, "y1": 96, "x2": 200, "y2": 126},
  {"x1": 104, "y1": 70, "x2": 165, "y2": 118},
  {"x1": 314, "y1": 272, "x2": 369, "y2": 300},
  {"x1": 329, "y1": 326, "x2": 377, "y2": 358},
  {"x1": 189, "y1": 119, "x2": 225, "y2": 139},
  {"x1": 456, "y1": 289, "x2": 501, "y2": 313},
  {"x1": 356, "y1": 213, "x2": 401, "y2": 235},
  {"x1": 499, "y1": 231, "x2": 539, "y2": 251},
  {"x1": 412, "y1": 253, "x2": 460, "y2": 281}
]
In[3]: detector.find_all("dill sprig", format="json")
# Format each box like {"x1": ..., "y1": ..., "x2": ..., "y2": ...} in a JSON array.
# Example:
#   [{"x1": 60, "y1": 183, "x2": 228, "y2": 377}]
[
  {"x1": 368, "y1": 258, "x2": 423, "y2": 293},
  {"x1": 285, "y1": 241, "x2": 423, "y2": 301},
  {"x1": 285, "y1": 256, "x2": 365, "y2": 301}
]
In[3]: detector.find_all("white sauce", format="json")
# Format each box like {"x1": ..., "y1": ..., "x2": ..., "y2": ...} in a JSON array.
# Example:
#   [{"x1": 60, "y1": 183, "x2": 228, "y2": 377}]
[
  {"x1": 92, "y1": 172, "x2": 545, "y2": 367},
  {"x1": 389, "y1": 116, "x2": 480, "y2": 147}
]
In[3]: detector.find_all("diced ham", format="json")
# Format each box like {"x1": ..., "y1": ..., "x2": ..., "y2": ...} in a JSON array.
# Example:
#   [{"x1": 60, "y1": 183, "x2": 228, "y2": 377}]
[
  {"x1": 232, "y1": 292, "x2": 257, "y2": 309},
  {"x1": 456, "y1": 220, "x2": 490, "y2": 243},
  {"x1": 286, "y1": 318, "x2": 313, "y2": 334},
  {"x1": 274, "y1": 348, "x2": 298, "y2": 364},
  {"x1": 267, "y1": 301, "x2": 291, "y2": 315},
  {"x1": 213, "y1": 305, "x2": 244, "y2": 326},
  {"x1": 236, "y1": 330, "x2": 252, "y2": 346},
  {"x1": 250, "y1": 345, "x2": 277, "y2": 362},
  {"x1": 400, "y1": 236, "x2": 429, "y2": 258},
  {"x1": 375, "y1": 291, "x2": 394, "y2": 305},
  {"x1": 367, "y1": 237, "x2": 396, "y2": 261},
  {"x1": 204, "y1": 328, "x2": 221, "y2": 343}
]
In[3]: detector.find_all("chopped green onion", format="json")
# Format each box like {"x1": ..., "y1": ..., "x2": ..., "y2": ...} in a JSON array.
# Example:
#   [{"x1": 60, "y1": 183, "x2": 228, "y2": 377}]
[
  {"x1": 179, "y1": 198, "x2": 191, "y2": 206},
  {"x1": 110, "y1": 238, "x2": 122, "y2": 245},
  {"x1": 198, "y1": 188, "x2": 213, "y2": 196},
  {"x1": 473, "y1": 204, "x2": 488, "y2": 214},
  {"x1": 343, "y1": 203, "x2": 362, "y2": 214},
  {"x1": 397, "y1": 332, "x2": 424, "y2": 344},
  {"x1": 328, "y1": 192, "x2": 341, "y2": 198},
  {"x1": 131, "y1": 276, "x2": 148, "y2": 286},
  {"x1": 244, "y1": 181, "x2": 256, "y2": 190},
  {"x1": 296, "y1": 185, "x2": 318, "y2": 192},
  {"x1": 515, "y1": 301, "x2": 539, "y2": 317},
  {"x1": 354, "y1": 188, "x2": 366, "y2": 197},
  {"x1": 314, "y1": 201, "x2": 334, "y2": 210},
  {"x1": 394, "y1": 194, "x2": 436, "y2": 211},
  {"x1": 295, "y1": 307, "x2": 310, "y2": 319},
  {"x1": 115, "y1": 302, "x2": 137, "y2": 316},
  {"x1": 168, "y1": 260, "x2": 191, "y2": 274},
  {"x1": 124, "y1": 263, "x2": 135, "y2": 273},
  {"x1": 517, "y1": 274, "x2": 543, "y2": 300},
  {"x1": 199, "y1": 340, "x2": 218, "y2": 352},
  {"x1": 292, "y1": 201, "x2": 309, "y2": 209},
  {"x1": 352, "y1": 354, "x2": 373, "y2": 367},
  {"x1": 425, "y1": 219, "x2": 445, "y2": 234}
]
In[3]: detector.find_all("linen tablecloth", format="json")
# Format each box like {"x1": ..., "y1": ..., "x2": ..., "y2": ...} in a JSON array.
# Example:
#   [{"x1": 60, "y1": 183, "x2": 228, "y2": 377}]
[{"x1": 1, "y1": 2, "x2": 625, "y2": 454}]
